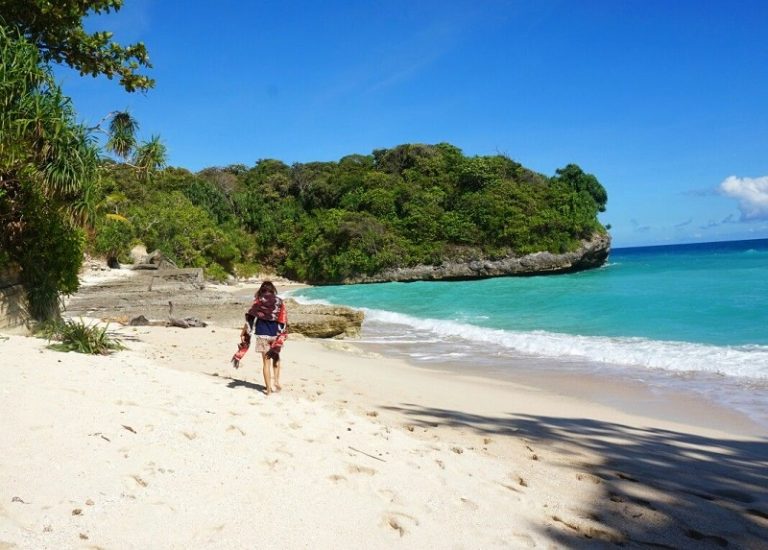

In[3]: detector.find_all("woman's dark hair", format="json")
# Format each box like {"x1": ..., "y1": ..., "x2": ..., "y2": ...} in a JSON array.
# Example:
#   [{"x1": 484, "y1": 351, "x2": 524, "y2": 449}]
[{"x1": 257, "y1": 280, "x2": 277, "y2": 297}]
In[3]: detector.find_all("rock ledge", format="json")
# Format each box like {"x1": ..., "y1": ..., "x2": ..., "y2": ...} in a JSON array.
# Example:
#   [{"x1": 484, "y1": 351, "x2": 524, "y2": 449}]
[{"x1": 343, "y1": 233, "x2": 611, "y2": 284}]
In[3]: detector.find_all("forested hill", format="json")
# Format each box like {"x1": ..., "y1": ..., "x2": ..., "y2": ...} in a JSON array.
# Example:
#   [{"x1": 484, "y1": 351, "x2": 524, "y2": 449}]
[{"x1": 93, "y1": 143, "x2": 610, "y2": 283}]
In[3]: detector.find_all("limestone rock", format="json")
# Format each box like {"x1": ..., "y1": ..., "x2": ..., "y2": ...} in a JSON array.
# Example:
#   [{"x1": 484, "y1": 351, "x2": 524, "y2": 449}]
[
  {"x1": 129, "y1": 245, "x2": 148, "y2": 265},
  {"x1": 132, "y1": 249, "x2": 178, "y2": 270},
  {"x1": 129, "y1": 315, "x2": 151, "y2": 326},
  {"x1": 284, "y1": 299, "x2": 364, "y2": 338},
  {"x1": 342, "y1": 232, "x2": 611, "y2": 283}
]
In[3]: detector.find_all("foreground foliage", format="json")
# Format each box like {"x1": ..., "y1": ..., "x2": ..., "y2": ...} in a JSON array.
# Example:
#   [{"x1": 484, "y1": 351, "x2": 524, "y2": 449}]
[
  {"x1": 0, "y1": 26, "x2": 97, "y2": 319},
  {"x1": 0, "y1": 0, "x2": 154, "y2": 92},
  {"x1": 92, "y1": 143, "x2": 609, "y2": 282},
  {"x1": 41, "y1": 318, "x2": 124, "y2": 355},
  {"x1": 0, "y1": 25, "x2": 162, "y2": 320}
]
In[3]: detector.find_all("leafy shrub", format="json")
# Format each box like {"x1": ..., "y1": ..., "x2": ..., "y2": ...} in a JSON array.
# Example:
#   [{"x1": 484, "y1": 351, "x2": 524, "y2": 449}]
[
  {"x1": 41, "y1": 319, "x2": 124, "y2": 355},
  {"x1": 204, "y1": 262, "x2": 229, "y2": 283},
  {"x1": 233, "y1": 262, "x2": 261, "y2": 279},
  {"x1": 91, "y1": 216, "x2": 134, "y2": 263}
]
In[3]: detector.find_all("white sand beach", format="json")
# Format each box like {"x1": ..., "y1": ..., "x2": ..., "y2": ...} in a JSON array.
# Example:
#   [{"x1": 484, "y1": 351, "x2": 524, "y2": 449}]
[{"x1": 1, "y1": 278, "x2": 767, "y2": 549}]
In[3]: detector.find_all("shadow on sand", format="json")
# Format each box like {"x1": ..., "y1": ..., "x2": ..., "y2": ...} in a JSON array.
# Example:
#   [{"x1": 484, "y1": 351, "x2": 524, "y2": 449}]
[
  {"x1": 384, "y1": 403, "x2": 768, "y2": 549},
  {"x1": 205, "y1": 372, "x2": 267, "y2": 394},
  {"x1": 225, "y1": 377, "x2": 267, "y2": 393}
]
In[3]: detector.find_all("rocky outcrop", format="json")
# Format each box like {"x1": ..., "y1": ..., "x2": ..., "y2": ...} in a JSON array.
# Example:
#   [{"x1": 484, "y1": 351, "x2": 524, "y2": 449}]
[
  {"x1": 65, "y1": 269, "x2": 364, "y2": 339},
  {"x1": 343, "y1": 232, "x2": 611, "y2": 284},
  {"x1": 130, "y1": 245, "x2": 178, "y2": 270},
  {"x1": 284, "y1": 299, "x2": 364, "y2": 338}
]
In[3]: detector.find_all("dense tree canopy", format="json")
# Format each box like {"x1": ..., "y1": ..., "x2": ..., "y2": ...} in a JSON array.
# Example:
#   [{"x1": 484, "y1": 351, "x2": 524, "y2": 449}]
[
  {"x1": 0, "y1": 0, "x2": 154, "y2": 92},
  {"x1": 92, "y1": 143, "x2": 609, "y2": 283}
]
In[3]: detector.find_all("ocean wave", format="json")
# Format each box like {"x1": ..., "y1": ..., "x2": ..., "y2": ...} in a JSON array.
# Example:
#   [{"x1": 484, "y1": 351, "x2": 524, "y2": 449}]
[
  {"x1": 362, "y1": 308, "x2": 768, "y2": 380},
  {"x1": 290, "y1": 296, "x2": 334, "y2": 306}
]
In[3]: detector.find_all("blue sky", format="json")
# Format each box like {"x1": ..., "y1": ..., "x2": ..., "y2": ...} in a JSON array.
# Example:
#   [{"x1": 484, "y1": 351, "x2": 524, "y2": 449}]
[{"x1": 56, "y1": 0, "x2": 768, "y2": 247}]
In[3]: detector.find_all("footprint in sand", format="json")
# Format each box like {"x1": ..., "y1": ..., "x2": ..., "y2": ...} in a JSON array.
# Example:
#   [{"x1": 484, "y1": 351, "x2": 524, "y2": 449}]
[
  {"x1": 263, "y1": 458, "x2": 281, "y2": 471},
  {"x1": 127, "y1": 474, "x2": 148, "y2": 488},
  {"x1": 576, "y1": 472, "x2": 602, "y2": 485},
  {"x1": 328, "y1": 474, "x2": 347, "y2": 483},
  {"x1": 347, "y1": 464, "x2": 377, "y2": 476},
  {"x1": 226, "y1": 425, "x2": 246, "y2": 436},
  {"x1": 274, "y1": 444, "x2": 293, "y2": 458},
  {"x1": 512, "y1": 473, "x2": 529, "y2": 487},
  {"x1": 381, "y1": 512, "x2": 419, "y2": 537},
  {"x1": 615, "y1": 472, "x2": 639, "y2": 482},
  {"x1": 181, "y1": 431, "x2": 197, "y2": 440},
  {"x1": 460, "y1": 497, "x2": 479, "y2": 511}
]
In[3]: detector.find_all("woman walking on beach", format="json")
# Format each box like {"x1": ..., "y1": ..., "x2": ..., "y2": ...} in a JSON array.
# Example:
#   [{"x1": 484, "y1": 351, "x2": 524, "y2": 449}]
[{"x1": 233, "y1": 281, "x2": 287, "y2": 395}]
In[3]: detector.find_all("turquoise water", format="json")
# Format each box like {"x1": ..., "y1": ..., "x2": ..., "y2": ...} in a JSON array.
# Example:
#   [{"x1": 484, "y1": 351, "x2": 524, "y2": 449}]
[
  {"x1": 294, "y1": 238, "x2": 768, "y2": 384},
  {"x1": 300, "y1": 239, "x2": 768, "y2": 346}
]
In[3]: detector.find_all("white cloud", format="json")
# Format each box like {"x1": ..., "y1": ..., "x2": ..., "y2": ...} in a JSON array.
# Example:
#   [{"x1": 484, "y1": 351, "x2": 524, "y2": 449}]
[{"x1": 719, "y1": 176, "x2": 768, "y2": 221}]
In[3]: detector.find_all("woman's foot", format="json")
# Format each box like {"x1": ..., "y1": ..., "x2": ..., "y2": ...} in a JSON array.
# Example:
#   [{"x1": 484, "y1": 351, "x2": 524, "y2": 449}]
[{"x1": 275, "y1": 383, "x2": 282, "y2": 392}]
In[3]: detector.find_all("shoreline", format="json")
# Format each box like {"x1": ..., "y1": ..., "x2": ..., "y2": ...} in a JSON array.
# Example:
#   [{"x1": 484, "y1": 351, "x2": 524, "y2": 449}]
[
  {"x1": 287, "y1": 289, "x2": 768, "y2": 436},
  {"x1": 1, "y1": 271, "x2": 766, "y2": 547},
  {"x1": 350, "y1": 334, "x2": 768, "y2": 437}
]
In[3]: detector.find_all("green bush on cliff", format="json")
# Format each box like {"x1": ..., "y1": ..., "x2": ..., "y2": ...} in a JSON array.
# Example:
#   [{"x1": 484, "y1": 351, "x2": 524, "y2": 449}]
[{"x1": 88, "y1": 143, "x2": 608, "y2": 283}]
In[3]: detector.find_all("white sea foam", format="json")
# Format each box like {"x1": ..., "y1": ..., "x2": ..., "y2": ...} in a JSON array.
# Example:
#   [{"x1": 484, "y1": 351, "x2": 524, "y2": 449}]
[
  {"x1": 362, "y1": 308, "x2": 768, "y2": 381},
  {"x1": 290, "y1": 296, "x2": 335, "y2": 306}
]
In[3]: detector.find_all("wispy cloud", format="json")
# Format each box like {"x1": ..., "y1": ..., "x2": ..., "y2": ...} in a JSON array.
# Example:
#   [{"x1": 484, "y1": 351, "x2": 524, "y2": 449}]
[
  {"x1": 313, "y1": 14, "x2": 470, "y2": 106},
  {"x1": 630, "y1": 218, "x2": 651, "y2": 233},
  {"x1": 719, "y1": 175, "x2": 768, "y2": 221},
  {"x1": 674, "y1": 218, "x2": 692, "y2": 229}
]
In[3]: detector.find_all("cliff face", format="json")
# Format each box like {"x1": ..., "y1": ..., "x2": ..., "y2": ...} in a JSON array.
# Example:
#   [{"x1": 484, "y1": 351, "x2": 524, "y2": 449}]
[{"x1": 342, "y1": 232, "x2": 611, "y2": 284}]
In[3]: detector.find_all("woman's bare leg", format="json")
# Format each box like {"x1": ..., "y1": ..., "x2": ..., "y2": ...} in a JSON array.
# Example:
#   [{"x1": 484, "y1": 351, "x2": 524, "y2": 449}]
[
  {"x1": 273, "y1": 359, "x2": 281, "y2": 391},
  {"x1": 262, "y1": 353, "x2": 272, "y2": 395}
]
